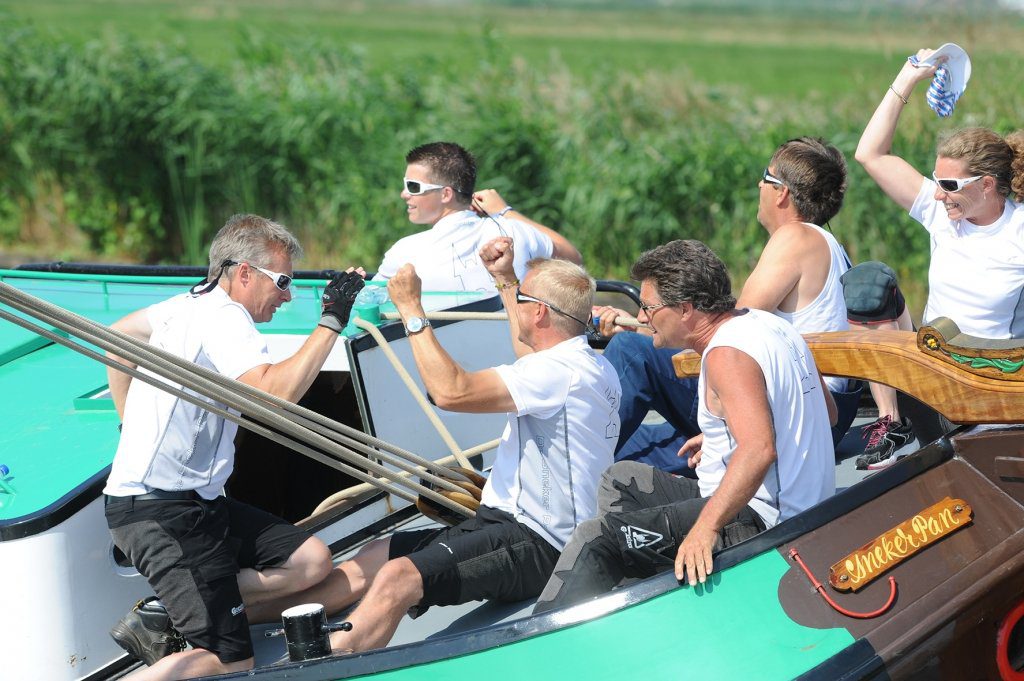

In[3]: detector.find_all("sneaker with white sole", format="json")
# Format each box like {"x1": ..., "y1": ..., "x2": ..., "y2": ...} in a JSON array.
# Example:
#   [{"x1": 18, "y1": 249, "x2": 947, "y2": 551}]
[{"x1": 855, "y1": 415, "x2": 914, "y2": 470}]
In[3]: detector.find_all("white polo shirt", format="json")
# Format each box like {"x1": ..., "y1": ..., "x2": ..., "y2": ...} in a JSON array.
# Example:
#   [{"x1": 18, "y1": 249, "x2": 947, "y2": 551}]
[
  {"x1": 103, "y1": 287, "x2": 270, "y2": 499},
  {"x1": 482, "y1": 336, "x2": 622, "y2": 550},
  {"x1": 911, "y1": 179, "x2": 1024, "y2": 338},
  {"x1": 374, "y1": 210, "x2": 554, "y2": 293}
]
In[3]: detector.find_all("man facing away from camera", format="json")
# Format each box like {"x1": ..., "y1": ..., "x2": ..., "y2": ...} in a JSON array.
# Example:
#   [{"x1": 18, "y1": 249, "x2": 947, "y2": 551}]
[{"x1": 263, "y1": 236, "x2": 620, "y2": 653}]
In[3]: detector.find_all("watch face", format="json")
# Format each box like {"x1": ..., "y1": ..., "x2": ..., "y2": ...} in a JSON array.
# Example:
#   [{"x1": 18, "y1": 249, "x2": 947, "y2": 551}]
[{"x1": 406, "y1": 317, "x2": 425, "y2": 333}]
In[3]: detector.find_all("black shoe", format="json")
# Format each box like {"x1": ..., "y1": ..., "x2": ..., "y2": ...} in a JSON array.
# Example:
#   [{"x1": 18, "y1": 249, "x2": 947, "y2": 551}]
[
  {"x1": 110, "y1": 597, "x2": 186, "y2": 666},
  {"x1": 855, "y1": 416, "x2": 914, "y2": 470}
]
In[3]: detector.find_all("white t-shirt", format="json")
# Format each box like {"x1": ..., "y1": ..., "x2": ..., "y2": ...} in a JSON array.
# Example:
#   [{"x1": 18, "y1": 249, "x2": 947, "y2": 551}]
[
  {"x1": 483, "y1": 336, "x2": 621, "y2": 550},
  {"x1": 911, "y1": 179, "x2": 1024, "y2": 339},
  {"x1": 374, "y1": 210, "x2": 554, "y2": 294},
  {"x1": 696, "y1": 310, "x2": 834, "y2": 528},
  {"x1": 772, "y1": 223, "x2": 851, "y2": 393},
  {"x1": 104, "y1": 287, "x2": 270, "y2": 499}
]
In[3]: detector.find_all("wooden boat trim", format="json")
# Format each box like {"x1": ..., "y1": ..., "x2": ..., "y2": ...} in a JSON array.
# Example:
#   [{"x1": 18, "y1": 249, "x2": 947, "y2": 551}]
[
  {"x1": 918, "y1": 317, "x2": 1024, "y2": 381},
  {"x1": 672, "y1": 324, "x2": 1024, "y2": 424}
]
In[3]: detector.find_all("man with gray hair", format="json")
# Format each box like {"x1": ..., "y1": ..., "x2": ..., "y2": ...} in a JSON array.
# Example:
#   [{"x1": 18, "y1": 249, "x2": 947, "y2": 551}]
[
  {"x1": 535, "y1": 239, "x2": 835, "y2": 612},
  {"x1": 271, "y1": 235, "x2": 621, "y2": 654},
  {"x1": 102, "y1": 214, "x2": 365, "y2": 680}
]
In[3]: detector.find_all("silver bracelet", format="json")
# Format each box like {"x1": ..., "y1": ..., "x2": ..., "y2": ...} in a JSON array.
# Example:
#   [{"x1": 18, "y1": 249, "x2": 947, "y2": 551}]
[
  {"x1": 496, "y1": 206, "x2": 513, "y2": 217},
  {"x1": 889, "y1": 85, "x2": 908, "y2": 105}
]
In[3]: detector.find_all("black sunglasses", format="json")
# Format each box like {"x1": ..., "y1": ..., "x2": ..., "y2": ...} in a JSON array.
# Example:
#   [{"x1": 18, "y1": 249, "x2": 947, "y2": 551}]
[
  {"x1": 762, "y1": 167, "x2": 785, "y2": 186},
  {"x1": 515, "y1": 287, "x2": 590, "y2": 329}
]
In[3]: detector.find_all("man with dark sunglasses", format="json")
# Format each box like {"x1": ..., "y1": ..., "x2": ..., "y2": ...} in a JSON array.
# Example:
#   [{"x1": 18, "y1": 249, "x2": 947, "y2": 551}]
[
  {"x1": 535, "y1": 239, "x2": 836, "y2": 612},
  {"x1": 274, "y1": 236, "x2": 620, "y2": 654},
  {"x1": 595, "y1": 137, "x2": 860, "y2": 473},
  {"x1": 374, "y1": 141, "x2": 581, "y2": 294},
  {"x1": 102, "y1": 214, "x2": 365, "y2": 681}
]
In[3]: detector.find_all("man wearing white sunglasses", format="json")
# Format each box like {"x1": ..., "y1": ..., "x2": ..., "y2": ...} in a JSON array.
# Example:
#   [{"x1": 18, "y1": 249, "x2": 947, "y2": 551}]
[
  {"x1": 375, "y1": 141, "x2": 581, "y2": 294},
  {"x1": 594, "y1": 137, "x2": 858, "y2": 473},
  {"x1": 102, "y1": 214, "x2": 366, "y2": 680}
]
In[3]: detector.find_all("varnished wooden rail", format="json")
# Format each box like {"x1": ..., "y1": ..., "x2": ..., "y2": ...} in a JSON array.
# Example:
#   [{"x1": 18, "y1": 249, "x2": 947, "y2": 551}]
[{"x1": 672, "y1": 327, "x2": 1024, "y2": 425}]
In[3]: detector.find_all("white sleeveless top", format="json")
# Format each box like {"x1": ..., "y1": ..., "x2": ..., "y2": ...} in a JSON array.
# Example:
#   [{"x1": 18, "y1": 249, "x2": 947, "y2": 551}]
[
  {"x1": 696, "y1": 310, "x2": 835, "y2": 528},
  {"x1": 772, "y1": 223, "x2": 851, "y2": 392}
]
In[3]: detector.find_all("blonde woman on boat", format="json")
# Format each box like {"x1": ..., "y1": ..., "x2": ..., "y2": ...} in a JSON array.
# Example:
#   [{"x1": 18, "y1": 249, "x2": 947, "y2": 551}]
[{"x1": 853, "y1": 47, "x2": 1024, "y2": 465}]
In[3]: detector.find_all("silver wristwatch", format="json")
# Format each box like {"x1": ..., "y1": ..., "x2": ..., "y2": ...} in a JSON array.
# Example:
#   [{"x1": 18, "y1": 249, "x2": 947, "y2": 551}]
[{"x1": 404, "y1": 316, "x2": 431, "y2": 336}]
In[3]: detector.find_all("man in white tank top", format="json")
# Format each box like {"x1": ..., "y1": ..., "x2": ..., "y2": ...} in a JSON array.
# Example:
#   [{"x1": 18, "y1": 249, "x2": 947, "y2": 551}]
[
  {"x1": 536, "y1": 240, "x2": 836, "y2": 611},
  {"x1": 596, "y1": 137, "x2": 858, "y2": 473}
]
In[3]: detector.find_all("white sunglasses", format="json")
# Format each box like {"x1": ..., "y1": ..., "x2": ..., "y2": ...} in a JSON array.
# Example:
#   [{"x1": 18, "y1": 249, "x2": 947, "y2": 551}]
[
  {"x1": 932, "y1": 172, "x2": 983, "y2": 193},
  {"x1": 403, "y1": 177, "x2": 446, "y2": 195}
]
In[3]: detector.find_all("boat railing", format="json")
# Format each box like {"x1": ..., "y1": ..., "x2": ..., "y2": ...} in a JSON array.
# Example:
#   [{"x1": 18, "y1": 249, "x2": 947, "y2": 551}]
[{"x1": 672, "y1": 318, "x2": 1024, "y2": 425}]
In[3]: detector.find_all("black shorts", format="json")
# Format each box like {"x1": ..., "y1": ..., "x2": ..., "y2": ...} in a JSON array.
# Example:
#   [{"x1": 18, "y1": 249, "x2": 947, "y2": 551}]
[
  {"x1": 389, "y1": 505, "x2": 560, "y2": 613},
  {"x1": 105, "y1": 495, "x2": 311, "y2": 662}
]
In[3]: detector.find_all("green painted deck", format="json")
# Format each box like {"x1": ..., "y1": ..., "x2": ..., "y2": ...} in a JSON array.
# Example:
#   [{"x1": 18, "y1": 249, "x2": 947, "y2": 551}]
[{"x1": 359, "y1": 551, "x2": 854, "y2": 681}]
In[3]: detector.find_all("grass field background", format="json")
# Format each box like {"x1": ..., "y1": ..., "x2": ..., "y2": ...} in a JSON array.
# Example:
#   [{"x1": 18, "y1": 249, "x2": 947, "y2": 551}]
[{"x1": 2, "y1": 0, "x2": 1022, "y2": 315}]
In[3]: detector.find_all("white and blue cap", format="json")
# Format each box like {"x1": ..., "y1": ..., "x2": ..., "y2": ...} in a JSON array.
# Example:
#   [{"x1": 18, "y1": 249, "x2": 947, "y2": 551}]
[{"x1": 909, "y1": 43, "x2": 972, "y2": 118}]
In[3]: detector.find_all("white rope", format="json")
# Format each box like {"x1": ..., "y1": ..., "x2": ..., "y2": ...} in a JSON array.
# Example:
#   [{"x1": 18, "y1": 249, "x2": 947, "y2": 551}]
[
  {"x1": 353, "y1": 317, "x2": 474, "y2": 469},
  {"x1": 0, "y1": 282, "x2": 477, "y2": 518},
  {"x1": 380, "y1": 310, "x2": 647, "y2": 328}
]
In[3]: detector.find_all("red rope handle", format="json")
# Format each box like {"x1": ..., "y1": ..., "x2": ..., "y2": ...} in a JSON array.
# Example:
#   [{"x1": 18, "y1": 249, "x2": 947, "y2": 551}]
[{"x1": 789, "y1": 547, "x2": 897, "y2": 619}]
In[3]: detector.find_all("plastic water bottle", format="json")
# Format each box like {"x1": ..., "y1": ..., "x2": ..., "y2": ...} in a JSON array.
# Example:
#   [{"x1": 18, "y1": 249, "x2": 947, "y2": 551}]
[
  {"x1": 344, "y1": 285, "x2": 389, "y2": 334},
  {"x1": 354, "y1": 286, "x2": 390, "y2": 306}
]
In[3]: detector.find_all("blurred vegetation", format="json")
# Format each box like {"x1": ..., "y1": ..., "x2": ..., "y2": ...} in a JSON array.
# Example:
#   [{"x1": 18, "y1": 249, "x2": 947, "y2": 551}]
[{"x1": 1, "y1": 1, "x2": 1024, "y2": 313}]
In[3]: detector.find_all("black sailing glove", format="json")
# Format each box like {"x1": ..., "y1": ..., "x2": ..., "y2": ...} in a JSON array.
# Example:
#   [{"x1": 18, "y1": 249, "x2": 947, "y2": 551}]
[{"x1": 319, "y1": 271, "x2": 365, "y2": 333}]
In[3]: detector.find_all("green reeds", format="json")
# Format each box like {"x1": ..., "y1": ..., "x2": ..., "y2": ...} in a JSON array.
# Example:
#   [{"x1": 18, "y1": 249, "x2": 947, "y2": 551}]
[{"x1": 2, "y1": 17, "x2": 1023, "y2": 314}]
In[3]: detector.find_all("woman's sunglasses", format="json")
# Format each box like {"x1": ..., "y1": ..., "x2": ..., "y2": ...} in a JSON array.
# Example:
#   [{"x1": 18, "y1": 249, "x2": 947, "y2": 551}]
[
  {"x1": 932, "y1": 172, "x2": 983, "y2": 193},
  {"x1": 403, "y1": 177, "x2": 446, "y2": 195}
]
